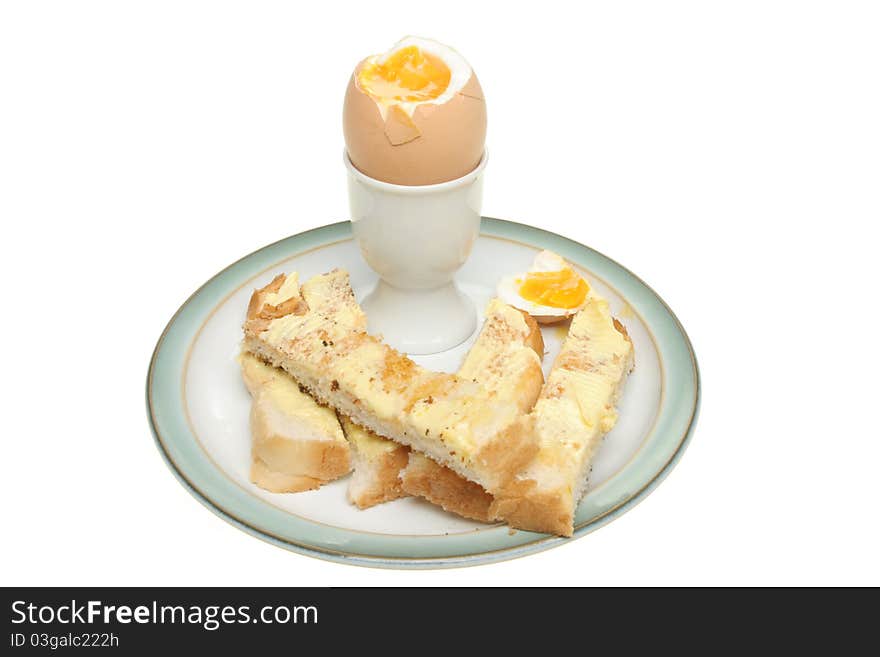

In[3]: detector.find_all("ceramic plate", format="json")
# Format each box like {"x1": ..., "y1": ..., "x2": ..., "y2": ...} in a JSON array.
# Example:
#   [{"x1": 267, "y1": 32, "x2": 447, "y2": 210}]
[{"x1": 147, "y1": 218, "x2": 699, "y2": 568}]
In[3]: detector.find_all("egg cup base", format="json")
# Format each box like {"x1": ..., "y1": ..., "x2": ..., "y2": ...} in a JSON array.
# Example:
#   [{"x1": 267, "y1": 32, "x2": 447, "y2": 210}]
[{"x1": 361, "y1": 279, "x2": 477, "y2": 355}]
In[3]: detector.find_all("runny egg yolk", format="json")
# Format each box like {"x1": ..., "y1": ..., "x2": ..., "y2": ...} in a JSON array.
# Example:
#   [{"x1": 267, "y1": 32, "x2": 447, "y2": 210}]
[
  {"x1": 518, "y1": 268, "x2": 590, "y2": 309},
  {"x1": 358, "y1": 46, "x2": 451, "y2": 102}
]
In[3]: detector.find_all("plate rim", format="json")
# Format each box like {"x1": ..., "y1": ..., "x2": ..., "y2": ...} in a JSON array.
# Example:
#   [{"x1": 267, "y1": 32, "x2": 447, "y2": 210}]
[{"x1": 146, "y1": 218, "x2": 701, "y2": 569}]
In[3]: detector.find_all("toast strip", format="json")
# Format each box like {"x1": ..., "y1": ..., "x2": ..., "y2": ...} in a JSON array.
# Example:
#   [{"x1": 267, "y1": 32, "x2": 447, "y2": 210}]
[
  {"x1": 342, "y1": 417, "x2": 410, "y2": 508},
  {"x1": 489, "y1": 295, "x2": 634, "y2": 536},
  {"x1": 241, "y1": 272, "x2": 361, "y2": 493},
  {"x1": 243, "y1": 270, "x2": 539, "y2": 494},
  {"x1": 240, "y1": 352, "x2": 351, "y2": 492},
  {"x1": 399, "y1": 300, "x2": 545, "y2": 521}
]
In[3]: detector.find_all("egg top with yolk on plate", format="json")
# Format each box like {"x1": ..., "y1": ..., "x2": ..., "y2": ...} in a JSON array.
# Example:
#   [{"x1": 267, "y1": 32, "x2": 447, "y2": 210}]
[
  {"x1": 343, "y1": 36, "x2": 487, "y2": 186},
  {"x1": 497, "y1": 251, "x2": 591, "y2": 324}
]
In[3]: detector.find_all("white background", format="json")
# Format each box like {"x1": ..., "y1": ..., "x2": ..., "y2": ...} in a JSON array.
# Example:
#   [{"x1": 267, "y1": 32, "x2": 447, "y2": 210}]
[{"x1": 2, "y1": 1, "x2": 878, "y2": 586}]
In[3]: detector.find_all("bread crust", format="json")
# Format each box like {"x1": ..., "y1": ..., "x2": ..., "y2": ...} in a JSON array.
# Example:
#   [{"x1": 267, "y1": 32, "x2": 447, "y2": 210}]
[
  {"x1": 489, "y1": 476, "x2": 574, "y2": 536},
  {"x1": 400, "y1": 453, "x2": 494, "y2": 522},
  {"x1": 250, "y1": 395, "x2": 351, "y2": 481},
  {"x1": 347, "y1": 444, "x2": 410, "y2": 509},
  {"x1": 249, "y1": 456, "x2": 324, "y2": 494}
]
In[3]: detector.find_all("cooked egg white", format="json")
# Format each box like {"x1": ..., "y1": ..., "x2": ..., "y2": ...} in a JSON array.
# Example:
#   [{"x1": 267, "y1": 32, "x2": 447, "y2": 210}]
[{"x1": 357, "y1": 36, "x2": 473, "y2": 120}]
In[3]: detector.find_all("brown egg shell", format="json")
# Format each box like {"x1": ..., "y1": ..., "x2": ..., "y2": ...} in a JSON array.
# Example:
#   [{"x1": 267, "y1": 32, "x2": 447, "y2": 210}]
[
  {"x1": 343, "y1": 65, "x2": 487, "y2": 186},
  {"x1": 533, "y1": 313, "x2": 576, "y2": 325}
]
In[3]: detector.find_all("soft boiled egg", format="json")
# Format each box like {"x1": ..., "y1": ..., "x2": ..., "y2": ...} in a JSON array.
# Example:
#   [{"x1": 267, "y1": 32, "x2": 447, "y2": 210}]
[
  {"x1": 343, "y1": 36, "x2": 487, "y2": 185},
  {"x1": 497, "y1": 251, "x2": 591, "y2": 324}
]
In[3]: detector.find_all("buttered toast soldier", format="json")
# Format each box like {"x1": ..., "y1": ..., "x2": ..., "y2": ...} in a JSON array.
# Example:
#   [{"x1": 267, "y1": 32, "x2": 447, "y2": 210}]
[
  {"x1": 400, "y1": 299, "x2": 545, "y2": 521},
  {"x1": 490, "y1": 295, "x2": 634, "y2": 536},
  {"x1": 240, "y1": 353, "x2": 351, "y2": 493}
]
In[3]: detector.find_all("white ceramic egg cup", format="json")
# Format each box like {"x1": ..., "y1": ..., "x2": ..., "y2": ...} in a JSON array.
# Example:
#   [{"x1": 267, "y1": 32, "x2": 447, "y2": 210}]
[{"x1": 345, "y1": 151, "x2": 487, "y2": 355}]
